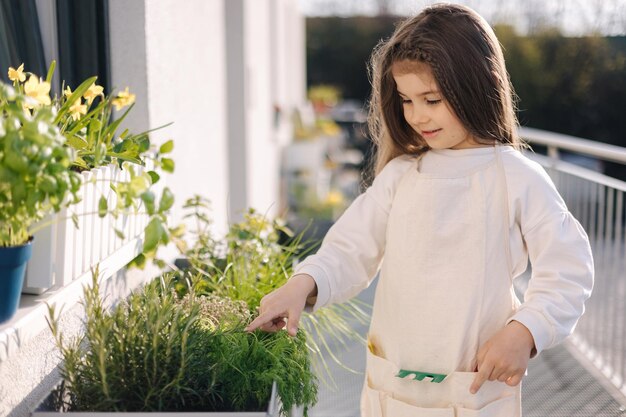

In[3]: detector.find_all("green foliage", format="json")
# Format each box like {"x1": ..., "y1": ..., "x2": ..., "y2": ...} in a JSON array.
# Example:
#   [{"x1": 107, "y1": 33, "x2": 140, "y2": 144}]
[
  {"x1": 306, "y1": 16, "x2": 400, "y2": 100},
  {"x1": 0, "y1": 83, "x2": 80, "y2": 246},
  {"x1": 170, "y1": 196, "x2": 371, "y2": 386},
  {"x1": 6, "y1": 61, "x2": 179, "y2": 255},
  {"x1": 495, "y1": 26, "x2": 626, "y2": 148},
  {"x1": 47, "y1": 271, "x2": 317, "y2": 415}
]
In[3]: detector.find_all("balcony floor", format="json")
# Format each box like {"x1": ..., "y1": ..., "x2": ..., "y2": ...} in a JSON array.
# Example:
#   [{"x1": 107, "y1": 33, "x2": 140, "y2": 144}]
[{"x1": 307, "y1": 277, "x2": 626, "y2": 417}]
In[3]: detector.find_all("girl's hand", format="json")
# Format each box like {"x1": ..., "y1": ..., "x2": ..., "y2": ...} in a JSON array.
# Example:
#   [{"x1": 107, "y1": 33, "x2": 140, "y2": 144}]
[
  {"x1": 245, "y1": 274, "x2": 317, "y2": 337},
  {"x1": 470, "y1": 321, "x2": 535, "y2": 394}
]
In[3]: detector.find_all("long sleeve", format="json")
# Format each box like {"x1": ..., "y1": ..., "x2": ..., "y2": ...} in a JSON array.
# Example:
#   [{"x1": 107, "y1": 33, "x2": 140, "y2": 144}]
[
  {"x1": 293, "y1": 155, "x2": 416, "y2": 312},
  {"x1": 506, "y1": 154, "x2": 594, "y2": 355}
]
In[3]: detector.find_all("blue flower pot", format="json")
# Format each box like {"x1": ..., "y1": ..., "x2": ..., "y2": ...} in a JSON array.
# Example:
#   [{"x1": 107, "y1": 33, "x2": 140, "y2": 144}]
[{"x1": 0, "y1": 238, "x2": 34, "y2": 324}]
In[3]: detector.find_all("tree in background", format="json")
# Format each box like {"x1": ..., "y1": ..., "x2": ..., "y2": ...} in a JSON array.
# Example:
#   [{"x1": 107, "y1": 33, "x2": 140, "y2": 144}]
[
  {"x1": 497, "y1": 26, "x2": 626, "y2": 149},
  {"x1": 306, "y1": 16, "x2": 398, "y2": 101}
]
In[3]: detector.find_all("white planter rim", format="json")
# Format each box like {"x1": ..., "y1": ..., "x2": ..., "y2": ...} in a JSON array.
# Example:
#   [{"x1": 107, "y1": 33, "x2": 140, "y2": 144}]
[{"x1": 32, "y1": 381, "x2": 279, "y2": 417}]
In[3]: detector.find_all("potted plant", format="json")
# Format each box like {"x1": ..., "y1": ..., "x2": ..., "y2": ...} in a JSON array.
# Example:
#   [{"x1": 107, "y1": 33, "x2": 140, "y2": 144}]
[
  {"x1": 43, "y1": 269, "x2": 316, "y2": 416},
  {"x1": 0, "y1": 79, "x2": 80, "y2": 323},
  {"x1": 7, "y1": 62, "x2": 177, "y2": 294}
]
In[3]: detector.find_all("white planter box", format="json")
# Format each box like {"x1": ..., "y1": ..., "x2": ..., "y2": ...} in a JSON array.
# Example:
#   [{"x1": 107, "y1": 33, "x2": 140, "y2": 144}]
[
  {"x1": 32, "y1": 382, "x2": 281, "y2": 417},
  {"x1": 23, "y1": 162, "x2": 155, "y2": 294}
]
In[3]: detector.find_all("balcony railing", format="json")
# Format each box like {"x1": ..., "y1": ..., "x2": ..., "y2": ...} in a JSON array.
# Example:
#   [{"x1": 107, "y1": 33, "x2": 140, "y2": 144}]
[{"x1": 519, "y1": 126, "x2": 626, "y2": 400}]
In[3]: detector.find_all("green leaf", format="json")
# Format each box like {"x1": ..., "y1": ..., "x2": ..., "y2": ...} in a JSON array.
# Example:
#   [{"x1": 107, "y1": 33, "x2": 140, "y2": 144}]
[
  {"x1": 130, "y1": 175, "x2": 150, "y2": 195},
  {"x1": 107, "y1": 154, "x2": 142, "y2": 165},
  {"x1": 143, "y1": 217, "x2": 162, "y2": 253},
  {"x1": 140, "y1": 191, "x2": 155, "y2": 215},
  {"x1": 39, "y1": 175, "x2": 58, "y2": 193},
  {"x1": 71, "y1": 213, "x2": 79, "y2": 229},
  {"x1": 114, "y1": 228, "x2": 125, "y2": 239},
  {"x1": 137, "y1": 135, "x2": 150, "y2": 153},
  {"x1": 147, "y1": 170, "x2": 160, "y2": 185},
  {"x1": 127, "y1": 253, "x2": 146, "y2": 269},
  {"x1": 169, "y1": 223, "x2": 186, "y2": 238},
  {"x1": 159, "y1": 140, "x2": 174, "y2": 154},
  {"x1": 98, "y1": 196, "x2": 108, "y2": 218},
  {"x1": 158, "y1": 187, "x2": 174, "y2": 213},
  {"x1": 45, "y1": 60, "x2": 56, "y2": 84},
  {"x1": 67, "y1": 135, "x2": 89, "y2": 150},
  {"x1": 94, "y1": 142, "x2": 107, "y2": 166},
  {"x1": 12, "y1": 182, "x2": 26, "y2": 203},
  {"x1": 102, "y1": 102, "x2": 134, "y2": 138},
  {"x1": 5, "y1": 152, "x2": 29, "y2": 173},
  {"x1": 161, "y1": 158, "x2": 175, "y2": 173}
]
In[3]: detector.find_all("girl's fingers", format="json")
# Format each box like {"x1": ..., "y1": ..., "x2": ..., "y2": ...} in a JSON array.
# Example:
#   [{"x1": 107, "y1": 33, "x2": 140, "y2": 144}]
[
  {"x1": 245, "y1": 309, "x2": 284, "y2": 332},
  {"x1": 246, "y1": 305, "x2": 301, "y2": 336},
  {"x1": 497, "y1": 373, "x2": 510, "y2": 382},
  {"x1": 470, "y1": 361, "x2": 493, "y2": 394},
  {"x1": 287, "y1": 308, "x2": 303, "y2": 337},
  {"x1": 505, "y1": 374, "x2": 523, "y2": 386},
  {"x1": 259, "y1": 317, "x2": 287, "y2": 332}
]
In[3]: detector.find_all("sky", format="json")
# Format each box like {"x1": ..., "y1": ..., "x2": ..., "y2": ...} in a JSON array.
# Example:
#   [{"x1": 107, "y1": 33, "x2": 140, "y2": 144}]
[{"x1": 297, "y1": 0, "x2": 626, "y2": 36}]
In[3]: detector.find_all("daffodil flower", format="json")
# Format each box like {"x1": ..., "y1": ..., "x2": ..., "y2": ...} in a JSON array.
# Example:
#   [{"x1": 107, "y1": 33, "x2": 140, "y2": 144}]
[
  {"x1": 23, "y1": 75, "x2": 51, "y2": 108},
  {"x1": 69, "y1": 98, "x2": 87, "y2": 121},
  {"x1": 64, "y1": 86, "x2": 73, "y2": 98},
  {"x1": 8, "y1": 64, "x2": 26, "y2": 83},
  {"x1": 84, "y1": 83, "x2": 104, "y2": 105},
  {"x1": 111, "y1": 87, "x2": 135, "y2": 111}
]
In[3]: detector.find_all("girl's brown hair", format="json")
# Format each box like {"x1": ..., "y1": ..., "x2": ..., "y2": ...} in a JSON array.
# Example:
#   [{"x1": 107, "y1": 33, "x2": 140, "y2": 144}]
[{"x1": 367, "y1": 3, "x2": 522, "y2": 175}]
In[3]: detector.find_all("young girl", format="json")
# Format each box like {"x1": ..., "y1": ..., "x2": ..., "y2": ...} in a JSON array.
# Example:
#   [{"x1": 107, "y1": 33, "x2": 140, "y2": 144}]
[{"x1": 246, "y1": 4, "x2": 594, "y2": 416}]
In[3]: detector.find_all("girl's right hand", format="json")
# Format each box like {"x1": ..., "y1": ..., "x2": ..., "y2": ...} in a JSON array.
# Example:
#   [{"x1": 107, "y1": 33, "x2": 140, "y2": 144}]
[{"x1": 245, "y1": 274, "x2": 317, "y2": 337}]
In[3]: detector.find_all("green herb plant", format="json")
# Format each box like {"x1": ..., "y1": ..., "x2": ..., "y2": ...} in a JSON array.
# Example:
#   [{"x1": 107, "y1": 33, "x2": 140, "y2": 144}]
[
  {"x1": 170, "y1": 196, "x2": 371, "y2": 387},
  {"x1": 47, "y1": 270, "x2": 317, "y2": 415},
  {"x1": 0, "y1": 82, "x2": 80, "y2": 246}
]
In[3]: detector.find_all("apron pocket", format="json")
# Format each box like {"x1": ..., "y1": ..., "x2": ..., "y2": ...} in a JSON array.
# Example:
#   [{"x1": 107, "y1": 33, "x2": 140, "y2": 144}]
[
  {"x1": 447, "y1": 372, "x2": 520, "y2": 417},
  {"x1": 387, "y1": 396, "x2": 455, "y2": 417},
  {"x1": 456, "y1": 393, "x2": 519, "y2": 417},
  {"x1": 362, "y1": 382, "x2": 455, "y2": 417},
  {"x1": 362, "y1": 383, "x2": 384, "y2": 417}
]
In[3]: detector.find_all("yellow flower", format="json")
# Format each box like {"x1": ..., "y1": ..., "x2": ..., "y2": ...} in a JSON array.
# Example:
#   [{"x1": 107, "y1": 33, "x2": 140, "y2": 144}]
[
  {"x1": 111, "y1": 87, "x2": 135, "y2": 111},
  {"x1": 8, "y1": 64, "x2": 26, "y2": 82},
  {"x1": 83, "y1": 83, "x2": 104, "y2": 105},
  {"x1": 69, "y1": 98, "x2": 87, "y2": 121},
  {"x1": 324, "y1": 190, "x2": 345, "y2": 207},
  {"x1": 23, "y1": 75, "x2": 51, "y2": 108},
  {"x1": 64, "y1": 86, "x2": 73, "y2": 98}
]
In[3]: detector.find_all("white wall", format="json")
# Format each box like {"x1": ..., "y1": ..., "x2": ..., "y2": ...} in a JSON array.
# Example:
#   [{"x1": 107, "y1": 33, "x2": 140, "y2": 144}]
[
  {"x1": 272, "y1": 0, "x2": 307, "y2": 145},
  {"x1": 245, "y1": 0, "x2": 279, "y2": 218},
  {"x1": 108, "y1": 0, "x2": 305, "y2": 236},
  {"x1": 145, "y1": 0, "x2": 230, "y2": 238},
  {"x1": 109, "y1": 0, "x2": 230, "y2": 239},
  {"x1": 225, "y1": 0, "x2": 306, "y2": 223}
]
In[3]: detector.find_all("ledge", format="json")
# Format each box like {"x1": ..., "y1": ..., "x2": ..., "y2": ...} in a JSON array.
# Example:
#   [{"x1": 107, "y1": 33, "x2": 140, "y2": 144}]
[{"x1": 0, "y1": 236, "x2": 147, "y2": 363}]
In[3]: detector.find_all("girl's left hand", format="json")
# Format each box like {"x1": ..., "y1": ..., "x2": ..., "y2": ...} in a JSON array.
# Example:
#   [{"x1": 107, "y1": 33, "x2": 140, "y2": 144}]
[{"x1": 470, "y1": 321, "x2": 535, "y2": 394}]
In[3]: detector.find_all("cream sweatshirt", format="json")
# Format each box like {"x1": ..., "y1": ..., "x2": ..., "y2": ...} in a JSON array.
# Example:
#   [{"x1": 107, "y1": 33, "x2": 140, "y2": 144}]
[{"x1": 294, "y1": 146, "x2": 594, "y2": 355}]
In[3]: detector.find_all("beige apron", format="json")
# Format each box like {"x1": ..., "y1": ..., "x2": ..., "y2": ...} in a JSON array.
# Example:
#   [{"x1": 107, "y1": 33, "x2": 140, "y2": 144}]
[{"x1": 361, "y1": 146, "x2": 522, "y2": 417}]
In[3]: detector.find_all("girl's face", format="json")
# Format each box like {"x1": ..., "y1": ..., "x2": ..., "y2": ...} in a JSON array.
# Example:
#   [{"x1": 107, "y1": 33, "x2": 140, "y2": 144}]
[{"x1": 392, "y1": 61, "x2": 483, "y2": 150}]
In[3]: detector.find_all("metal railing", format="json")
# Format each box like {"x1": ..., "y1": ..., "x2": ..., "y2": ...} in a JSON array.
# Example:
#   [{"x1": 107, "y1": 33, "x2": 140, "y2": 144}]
[{"x1": 519, "y1": 126, "x2": 626, "y2": 400}]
